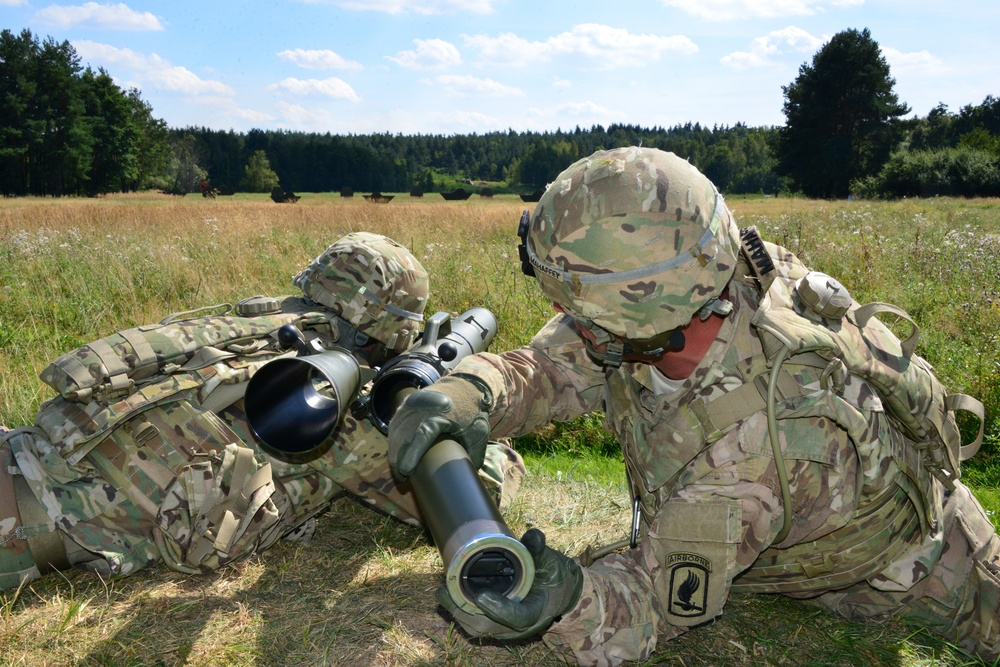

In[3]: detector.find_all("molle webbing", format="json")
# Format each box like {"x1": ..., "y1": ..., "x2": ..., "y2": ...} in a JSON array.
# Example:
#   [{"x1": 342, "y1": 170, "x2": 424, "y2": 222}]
[
  {"x1": 83, "y1": 400, "x2": 280, "y2": 573},
  {"x1": 36, "y1": 373, "x2": 206, "y2": 467},
  {"x1": 182, "y1": 447, "x2": 275, "y2": 565},
  {"x1": 40, "y1": 304, "x2": 331, "y2": 405},
  {"x1": 687, "y1": 354, "x2": 819, "y2": 441},
  {"x1": 750, "y1": 268, "x2": 985, "y2": 490},
  {"x1": 85, "y1": 399, "x2": 237, "y2": 522},
  {"x1": 89, "y1": 436, "x2": 172, "y2": 519},
  {"x1": 151, "y1": 443, "x2": 279, "y2": 573},
  {"x1": 732, "y1": 483, "x2": 921, "y2": 593},
  {"x1": 687, "y1": 382, "x2": 766, "y2": 439}
]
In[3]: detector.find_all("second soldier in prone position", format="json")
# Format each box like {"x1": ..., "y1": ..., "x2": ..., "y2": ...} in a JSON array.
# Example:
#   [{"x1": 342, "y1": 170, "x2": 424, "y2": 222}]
[{"x1": 0, "y1": 232, "x2": 524, "y2": 590}]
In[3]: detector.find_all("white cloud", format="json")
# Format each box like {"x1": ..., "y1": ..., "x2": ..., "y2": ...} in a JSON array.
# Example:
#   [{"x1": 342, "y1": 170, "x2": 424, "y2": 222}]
[
  {"x1": 235, "y1": 108, "x2": 275, "y2": 122},
  {"x1": 449, "y1": 110, "x2": 504, "y2": 129},
  {"x1": 659, "y1": 0, "x2": 863, "y2": 21},
  {"x1": 1, "y1": 0, "x2": 28, "y2": 6},
  {"x1": 143, "y1": 63, "x2": 232, "y2": 95},
  {"x1": 721, "y1": 26, "x2": 825, "y2": 69},
  {"x1": 387, "y1": 38, "x2": 461, "y2": 69},
  {"x1": 463, "y1": 24, "x2": 698, "y2": 69},
  {"x1": 303, "y1": 0, "x2": 495, "y2": 14},
  {"x1": 881, "y1": 46, "x2": 949, "y2": 77},
  {"x1": 430, "y1": 75, "x2": 524, "y2": 97},
  {"x1": 184, "y1": 95, "x2": 272, "y2": 121},
  {"x1": 527, "y1": 100, "x2": 624, "y2": 122},
  {"x1": 277, "y1": 49, "x2": 363, "y2": 71},
  {"x1": 274, "y1": 101, "x2": 337, "y2": 130},
  {"x1": 35, "y1": 2, "x2": 164, "y2": 30},
  {"x1": 269, "y1": 77, "x2": 362, "y2": 101},
  {"x1": 72, "y1": 40, "x2": 233, "y2": 95}
]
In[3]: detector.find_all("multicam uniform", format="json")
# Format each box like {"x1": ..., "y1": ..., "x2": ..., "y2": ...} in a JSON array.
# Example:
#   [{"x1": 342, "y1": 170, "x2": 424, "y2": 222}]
[
  {"x1": 0, "y1": 233, "x2": 523, "y2": 591},
  {"x1": 452, "y1": 255, "x2": 998, "y2": 666},
  {"x1": 415, "y1": 148, "x2": 997, "y2": 666}
]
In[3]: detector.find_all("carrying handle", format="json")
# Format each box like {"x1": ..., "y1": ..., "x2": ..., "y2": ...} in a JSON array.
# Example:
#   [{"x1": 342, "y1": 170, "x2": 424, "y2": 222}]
[{"x1": 854, "y1": 302, "x2": 920, "y2": 358}]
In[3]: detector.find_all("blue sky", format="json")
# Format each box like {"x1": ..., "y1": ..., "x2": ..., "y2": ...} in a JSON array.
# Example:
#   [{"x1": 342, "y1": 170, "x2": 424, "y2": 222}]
[{"x1": 2, "y1": 0, "x2": 998, "y2": 135}]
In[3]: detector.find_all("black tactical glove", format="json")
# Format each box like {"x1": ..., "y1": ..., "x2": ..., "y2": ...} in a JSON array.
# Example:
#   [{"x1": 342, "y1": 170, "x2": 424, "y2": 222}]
[
  {"x1": 436, "y1": 528, "x2": 583, "y2": 640},
  {"x1": 387, "y1": 375, "x2": 493, "y2": 480}
]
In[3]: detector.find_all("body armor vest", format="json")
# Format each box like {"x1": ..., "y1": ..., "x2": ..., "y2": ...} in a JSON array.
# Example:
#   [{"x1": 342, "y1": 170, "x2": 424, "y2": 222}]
[{"x1": 604, "y1": 230, "x2": 984, "y2": 592}]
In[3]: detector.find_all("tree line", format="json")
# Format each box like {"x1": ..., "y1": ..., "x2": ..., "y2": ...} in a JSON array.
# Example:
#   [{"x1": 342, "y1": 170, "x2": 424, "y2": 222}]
[
  {"x1": 2, "y1": 27, "x2": 999, "y2": 200},
  {"x1": 777, "y1": 28, "x2": 1000, "y2": 198},
  {"x1": 174, "y1": 123, "x2": 782, "y2": 196},
  {"x1": 0, "y1": 29, "x2": 170, "y2": 197}
]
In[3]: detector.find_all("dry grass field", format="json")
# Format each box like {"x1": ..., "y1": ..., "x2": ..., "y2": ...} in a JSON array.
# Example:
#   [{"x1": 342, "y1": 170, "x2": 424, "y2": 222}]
[{"x1": 1, "y1": 192, "x2": 998, "y2": 666}]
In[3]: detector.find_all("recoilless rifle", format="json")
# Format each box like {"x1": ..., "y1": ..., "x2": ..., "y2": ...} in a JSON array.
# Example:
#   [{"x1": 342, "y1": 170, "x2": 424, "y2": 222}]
[{"x1": 242, "y1": 308, "x2": 534, "y2": 615}]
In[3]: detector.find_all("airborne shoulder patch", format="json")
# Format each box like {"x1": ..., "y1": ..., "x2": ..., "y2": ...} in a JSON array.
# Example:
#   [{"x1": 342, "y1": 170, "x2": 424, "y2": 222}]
[
  {"x1": 666, "y1": 552, "x2": 711, "y2": 618},
  {"x1": 656, "y1": 500, "x2": 739, "y2": 626}
]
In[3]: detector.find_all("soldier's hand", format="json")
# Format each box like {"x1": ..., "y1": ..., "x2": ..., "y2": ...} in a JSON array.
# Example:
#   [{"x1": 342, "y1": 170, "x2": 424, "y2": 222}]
[
  {"x1": 387, "y1": 375, "x2": 492, "y2": 479},
  {"x1": 436, "y1": 528, "x2": 583, "y2": 640}
]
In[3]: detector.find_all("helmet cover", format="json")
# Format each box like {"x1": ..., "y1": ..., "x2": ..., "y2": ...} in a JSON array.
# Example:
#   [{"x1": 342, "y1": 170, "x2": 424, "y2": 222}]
[
  {"x1": 524, "y1": 146, "x2": 740, "y2": 340},
  {"x1": 293, "y1": 232, "x2": 428, "y2": 350}
]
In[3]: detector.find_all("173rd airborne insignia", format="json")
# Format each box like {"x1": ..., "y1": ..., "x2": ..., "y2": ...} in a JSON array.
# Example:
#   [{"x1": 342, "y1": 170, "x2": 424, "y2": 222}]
[{"x1": 666, "y1": 552, "x2": 711, "y2": 618}]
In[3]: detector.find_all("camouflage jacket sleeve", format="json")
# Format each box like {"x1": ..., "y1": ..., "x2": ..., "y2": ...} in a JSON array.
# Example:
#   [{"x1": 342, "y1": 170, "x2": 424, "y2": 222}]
[{"x1": 450, "y1": 313, "x2": 607, "y2": 438}]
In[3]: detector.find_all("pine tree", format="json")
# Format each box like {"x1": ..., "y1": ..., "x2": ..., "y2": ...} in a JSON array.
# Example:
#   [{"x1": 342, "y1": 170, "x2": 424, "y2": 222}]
[
  {"x1": 82, "y1": 68, "x2": 138, "y2": 194},
  {"x1": 777, "y1": 28, "x2": 910, "y2": 198}
]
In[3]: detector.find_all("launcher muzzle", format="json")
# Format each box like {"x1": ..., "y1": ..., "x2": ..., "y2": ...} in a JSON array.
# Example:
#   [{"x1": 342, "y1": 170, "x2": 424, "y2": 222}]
[{"x1": 244, "y1": 308, "x2": 534, "y2": 615}]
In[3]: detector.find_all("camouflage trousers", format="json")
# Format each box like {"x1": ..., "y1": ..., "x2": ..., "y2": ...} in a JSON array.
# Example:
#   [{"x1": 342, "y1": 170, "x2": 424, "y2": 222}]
[
  {"x1": 0, "y1": 416, "x2": 525, "y2": 592},
  {"x1": 814, "y1": 482, "x2": 1000, "y2": 659}
]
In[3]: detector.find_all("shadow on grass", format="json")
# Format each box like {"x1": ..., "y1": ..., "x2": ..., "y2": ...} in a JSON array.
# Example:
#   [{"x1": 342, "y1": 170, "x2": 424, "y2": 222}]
[{"x1": 3, "y1": 491, "x2": 997, "y2": 666}]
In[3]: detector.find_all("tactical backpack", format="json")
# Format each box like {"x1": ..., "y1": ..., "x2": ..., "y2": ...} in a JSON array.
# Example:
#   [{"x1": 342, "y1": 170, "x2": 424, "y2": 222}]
[
  {"x1": 715, "y1": 228, "x2": 986, "y2": 593},
  {"x1": 738, "y1": 227, "x2": 984, "y2": 493},
  {"x1": 5, "y1": 296, "x2": 340, "y2": 578}
]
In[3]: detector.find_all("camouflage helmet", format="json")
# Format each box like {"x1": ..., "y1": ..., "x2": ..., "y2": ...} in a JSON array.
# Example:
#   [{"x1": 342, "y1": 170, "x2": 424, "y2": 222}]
[
  {"x1": 293, "y1": 232, "x2": 428, "y2": 350},
  {"x1": 522, "y1": 146, "x2": 741, "y2": 341}
]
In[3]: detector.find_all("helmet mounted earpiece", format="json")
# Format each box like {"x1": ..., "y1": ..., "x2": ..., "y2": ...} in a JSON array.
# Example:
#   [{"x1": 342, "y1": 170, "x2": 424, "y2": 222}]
[{"x1": 517, "y1": 210, "x2": 535, "y2": 278}]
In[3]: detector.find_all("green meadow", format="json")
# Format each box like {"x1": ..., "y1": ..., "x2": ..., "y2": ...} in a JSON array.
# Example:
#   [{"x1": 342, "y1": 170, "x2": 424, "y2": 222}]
[{"x1": 0, "y1": 192, "x2": 998, "y2": 666}]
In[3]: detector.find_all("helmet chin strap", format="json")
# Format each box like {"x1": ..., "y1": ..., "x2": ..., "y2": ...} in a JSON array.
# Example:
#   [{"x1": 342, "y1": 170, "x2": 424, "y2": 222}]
[
  {"x1": 697, "y1": 296, "x2": 733, "y2": 321},
  {"x1": 562, "y1": 292, "x2": 730, "y2": 370},
  {"x1": 598, "y1": 340, "x2": 625, "y2": 368},
  {"x1": 582, "y1": 330, "x2": 687, "y2": 369}
]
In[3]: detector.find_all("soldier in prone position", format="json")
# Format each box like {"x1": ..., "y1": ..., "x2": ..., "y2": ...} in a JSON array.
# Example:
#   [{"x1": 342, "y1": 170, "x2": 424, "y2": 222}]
[
  {"x1": 0, "y1": 232, "x2": 524, "y2": 589},
  {"x1": 387, "y1": 147, "x2": 998, "y2": 666}
]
